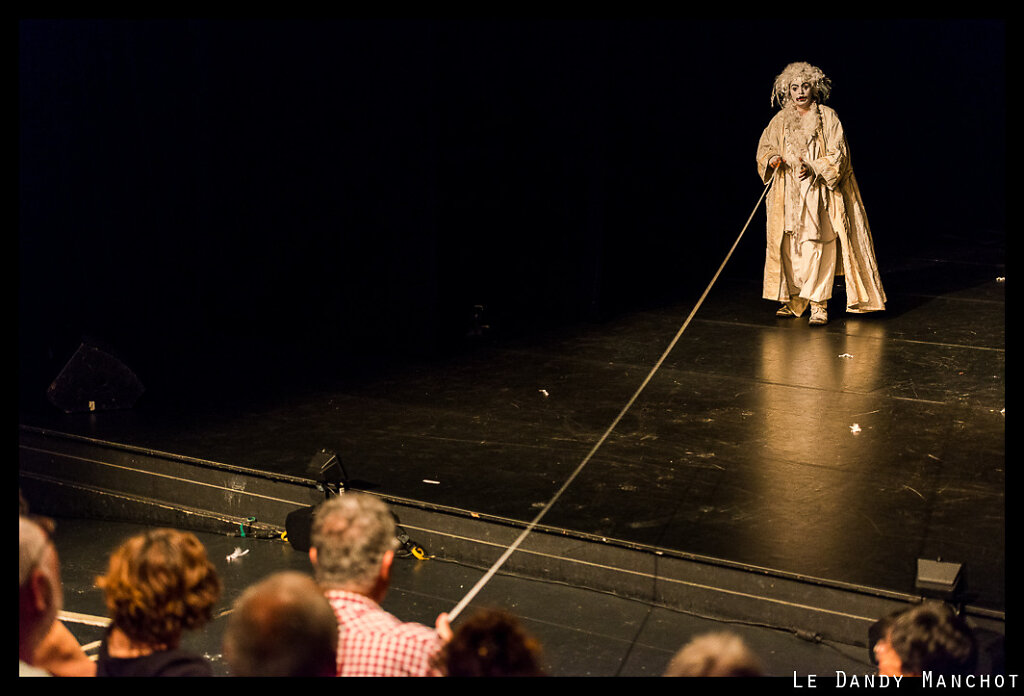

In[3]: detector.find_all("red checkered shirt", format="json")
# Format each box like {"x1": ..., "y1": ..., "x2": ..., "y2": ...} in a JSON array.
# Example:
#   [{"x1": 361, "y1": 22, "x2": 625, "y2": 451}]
[{"x1": 325, "y1": 589, "x2": 442, "y2": 677}]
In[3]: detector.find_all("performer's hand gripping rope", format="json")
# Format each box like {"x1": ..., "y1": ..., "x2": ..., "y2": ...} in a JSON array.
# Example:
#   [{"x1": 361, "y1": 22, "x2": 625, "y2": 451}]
[{"x1": 446, "y1": 172, "x2": 777, "y2": 624}]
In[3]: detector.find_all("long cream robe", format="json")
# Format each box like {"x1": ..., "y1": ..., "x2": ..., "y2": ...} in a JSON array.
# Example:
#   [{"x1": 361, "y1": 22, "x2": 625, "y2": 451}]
[{"x1": 756, "y1": 104, "x2": 886, "y2": 313}]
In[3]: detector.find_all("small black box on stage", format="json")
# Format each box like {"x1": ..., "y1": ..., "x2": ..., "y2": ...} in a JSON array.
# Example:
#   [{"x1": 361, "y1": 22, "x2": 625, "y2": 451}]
[
  {"x1": 285, "y1": 505, "x2": 316, "y2": 552},
  {"x1": 915, "y1": 559, "x2": 963, "y2": 600}
]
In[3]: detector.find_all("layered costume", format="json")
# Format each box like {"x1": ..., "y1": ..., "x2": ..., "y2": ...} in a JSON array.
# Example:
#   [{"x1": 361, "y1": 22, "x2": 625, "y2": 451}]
[{"x1": 756, "y1": 63, "x2": 886, "y2": 319}]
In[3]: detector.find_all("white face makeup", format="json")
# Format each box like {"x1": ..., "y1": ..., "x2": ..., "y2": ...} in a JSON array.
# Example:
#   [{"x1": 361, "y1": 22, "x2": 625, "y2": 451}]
[{"x1": 789, "y1": 81, "x2": 813, "y2": 108}]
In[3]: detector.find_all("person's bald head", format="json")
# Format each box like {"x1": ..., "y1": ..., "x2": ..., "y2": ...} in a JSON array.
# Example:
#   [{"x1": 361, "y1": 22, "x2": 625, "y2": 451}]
[{"x1": 224, "y1": 571, "x2": 338, "y2": 677}]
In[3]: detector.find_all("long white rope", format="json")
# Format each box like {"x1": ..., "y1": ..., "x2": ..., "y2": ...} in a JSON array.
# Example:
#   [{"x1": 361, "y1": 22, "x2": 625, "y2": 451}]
[{"x1": 447, "y1": 176, "x2": 776, "y2": 622}]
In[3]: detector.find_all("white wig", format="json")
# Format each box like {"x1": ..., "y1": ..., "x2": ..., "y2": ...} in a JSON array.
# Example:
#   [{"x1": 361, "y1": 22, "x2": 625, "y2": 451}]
[{"x1": 771, "y1": 62, "x2": 832, "y2": 108}]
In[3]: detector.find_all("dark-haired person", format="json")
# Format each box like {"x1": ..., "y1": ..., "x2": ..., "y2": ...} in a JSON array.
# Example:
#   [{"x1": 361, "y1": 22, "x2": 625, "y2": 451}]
[
  {"x1": 874, "y1": 602, "x2": 977, "y2": 677},
  {"x1": 431, "y1": 608, "x2": 546, "y2": 677}
]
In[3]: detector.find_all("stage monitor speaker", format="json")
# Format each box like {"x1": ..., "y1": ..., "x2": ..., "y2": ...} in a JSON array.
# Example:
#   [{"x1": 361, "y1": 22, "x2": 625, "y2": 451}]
[
  {"x1": 915, "y1": 558, "x2": 963, "y2": 600},
  {"x1": 308, "y1": 448, "x2": 347, "y2": 496},
  {"x1": 285, "y1": 505, "x2": 317, "y2": 552},
  {"x1": 47, "y1": 342, "x2": 145, "y2": 413}
]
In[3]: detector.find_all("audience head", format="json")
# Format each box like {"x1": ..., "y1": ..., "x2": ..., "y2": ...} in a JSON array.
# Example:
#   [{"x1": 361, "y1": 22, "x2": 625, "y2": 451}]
[
  {"x1": 874, "y1": 601, "x2": 977, "y2": 676},
  {"x1": 433, "y1": 608, "x2": 546, "y2": 677},
  {"x1": 309, "y1": 492, "x2": 398, "y2": 600},
  {"x1": 664, "y1": 631, "x2": 764, "y2": 677},
  {"x1": 224, "y1": 570, "x2": 338, "y2": 677},
  {"x1": 96, "y1": 528, "x2": 221, "y2": 650},
  {"x1": 19, "y1": 515, "x2": 63, "y2": 664}
]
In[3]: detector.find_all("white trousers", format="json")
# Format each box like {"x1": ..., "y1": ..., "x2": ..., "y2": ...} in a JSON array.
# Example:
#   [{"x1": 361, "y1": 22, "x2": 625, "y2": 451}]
[{"x1": 779, "y1": 232, "x2": 836, "y2": 314}]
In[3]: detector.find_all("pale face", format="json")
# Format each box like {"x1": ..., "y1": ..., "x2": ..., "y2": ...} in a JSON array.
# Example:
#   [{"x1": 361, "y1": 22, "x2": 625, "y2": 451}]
[
  {"x1": 789, "y1": 81, "x2": 813, "y2": 108},
  {"x1": 873, "y1": 637, "x2": 905, "y2": 677}
]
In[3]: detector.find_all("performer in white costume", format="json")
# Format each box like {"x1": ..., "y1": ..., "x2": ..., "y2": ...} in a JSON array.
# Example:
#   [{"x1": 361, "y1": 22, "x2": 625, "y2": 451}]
[{"x1": 756, "y1": 62, "x2": 886, "y2": 325}]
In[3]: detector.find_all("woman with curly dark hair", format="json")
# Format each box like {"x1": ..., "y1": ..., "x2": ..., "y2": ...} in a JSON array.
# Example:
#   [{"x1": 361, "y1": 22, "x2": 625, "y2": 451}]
[
  {"x1": 431, "y1": 608, "x2": 546, "y2": 677},
  {"x1": 95, "y1": 528, "x2": 222, "y2": 677}
]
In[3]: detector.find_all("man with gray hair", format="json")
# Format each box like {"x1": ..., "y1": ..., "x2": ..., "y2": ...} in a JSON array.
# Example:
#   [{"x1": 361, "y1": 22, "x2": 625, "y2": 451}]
[
  {"x1": 19, "y1": 515, "x2": 63, "y2": 676},
  {"x1": 308, "y1": 492, "x2": 446, "y2": 676},
  {"x1": 664, "y1": 631, "x2": 765, "y2": 677}
]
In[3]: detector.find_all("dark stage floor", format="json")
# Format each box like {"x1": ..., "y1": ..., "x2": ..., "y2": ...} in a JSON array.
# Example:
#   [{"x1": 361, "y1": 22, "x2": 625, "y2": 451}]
[
  {"x1": 19, "y1": 229, "x2": 1006, "y2": 630},
  {"x1": 44, "y1": 515, "x2": 885, "y2": 677}
]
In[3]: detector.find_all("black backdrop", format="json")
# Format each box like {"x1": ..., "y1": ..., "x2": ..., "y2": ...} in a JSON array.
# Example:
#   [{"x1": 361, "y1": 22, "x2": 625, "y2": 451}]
[{"x1": 19, "y1": 19, "x2": 1005, "y2": 398}]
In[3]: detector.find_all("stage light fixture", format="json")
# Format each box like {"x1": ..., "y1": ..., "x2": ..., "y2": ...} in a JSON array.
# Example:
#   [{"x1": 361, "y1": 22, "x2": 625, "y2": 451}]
[
  {"x1": 915, "y1": 558, "x2": 963, "y2": 601},
  {"x1": 308, "y1": 448, "x2": 347, "y2": 499}
]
